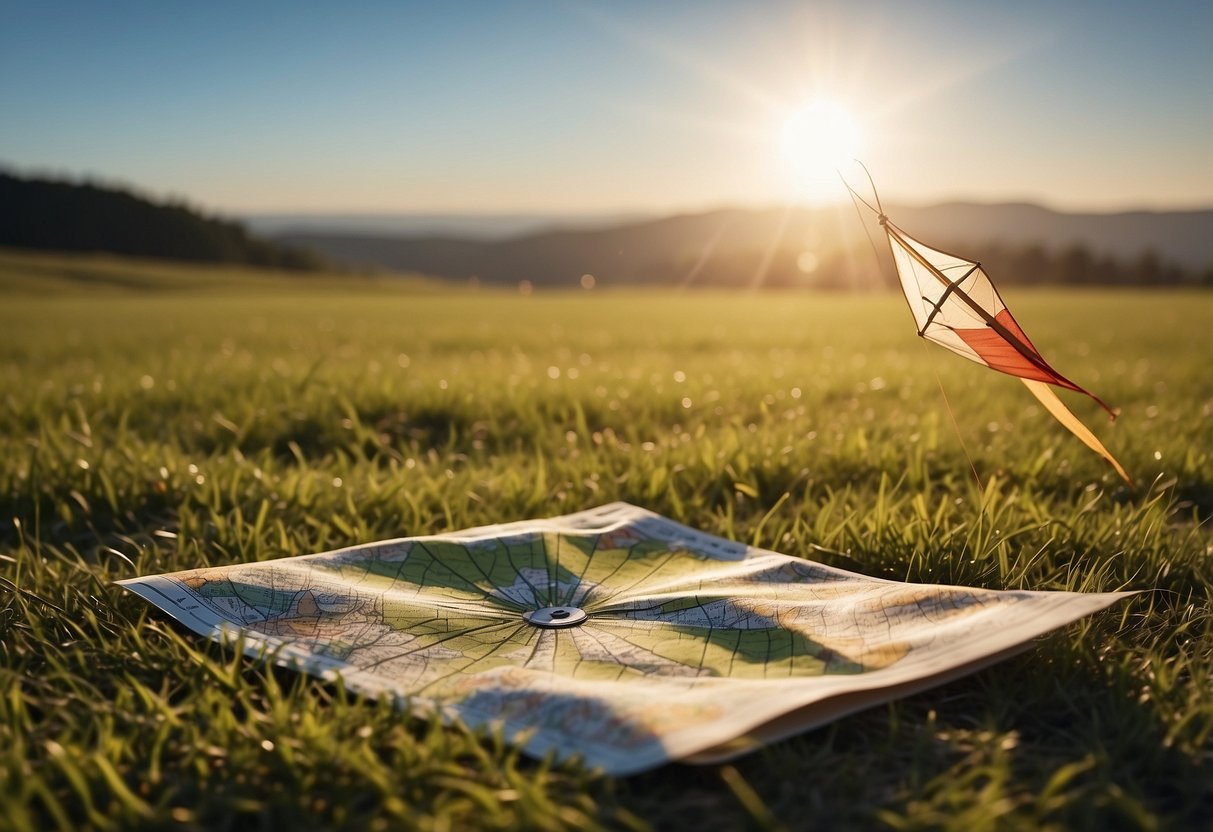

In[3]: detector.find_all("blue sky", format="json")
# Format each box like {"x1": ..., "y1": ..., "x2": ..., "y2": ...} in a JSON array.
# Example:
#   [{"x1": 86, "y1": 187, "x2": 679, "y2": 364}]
[{"x1": 1, "y1": 0, "x2": 1210, "y2": 214}]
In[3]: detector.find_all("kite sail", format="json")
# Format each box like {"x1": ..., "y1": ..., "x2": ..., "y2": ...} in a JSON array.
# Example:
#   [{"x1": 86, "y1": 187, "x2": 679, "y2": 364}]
[{"x1": 844, "y1": 170, "x2": 1130, "y2": 484}]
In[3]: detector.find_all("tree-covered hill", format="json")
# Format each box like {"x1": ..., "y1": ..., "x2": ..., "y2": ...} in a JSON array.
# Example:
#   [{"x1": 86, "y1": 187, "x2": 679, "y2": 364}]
[{"x1": 0, "y1": 170, "x2": 323, "y2": 270}]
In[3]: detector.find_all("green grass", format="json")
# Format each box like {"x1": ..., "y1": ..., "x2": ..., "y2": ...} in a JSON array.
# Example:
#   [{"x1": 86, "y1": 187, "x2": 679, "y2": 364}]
[{"x1": 1, "y1": 250, "x2": 1210, "y2": 830}]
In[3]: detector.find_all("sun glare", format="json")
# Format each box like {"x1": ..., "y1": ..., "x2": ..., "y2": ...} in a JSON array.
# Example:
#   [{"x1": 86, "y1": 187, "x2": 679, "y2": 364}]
[{"x1": 780, "y1": 98, "x2": 861, "y2": 200}]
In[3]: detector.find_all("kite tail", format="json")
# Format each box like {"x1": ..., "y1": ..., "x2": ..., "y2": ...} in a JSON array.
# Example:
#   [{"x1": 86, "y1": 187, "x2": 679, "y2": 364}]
[
  {"x1": 1021, "y1": 379, "x2": 1132, "y2": 486},
  {"x1": 1086, "y1": 388, "x2": 1118, "y2": 422}
]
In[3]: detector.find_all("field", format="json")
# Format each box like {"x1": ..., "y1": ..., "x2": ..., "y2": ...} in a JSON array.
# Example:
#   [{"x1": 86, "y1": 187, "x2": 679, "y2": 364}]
[{"x1": 1, "y1": 250, "x2": 1210, "y2": 830}]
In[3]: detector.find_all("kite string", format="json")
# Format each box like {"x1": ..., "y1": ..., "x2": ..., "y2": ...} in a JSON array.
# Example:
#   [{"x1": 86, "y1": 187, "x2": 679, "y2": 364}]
[
  {"x1": 838, "y1": 163, "x2": 887, "y2": 285},
  {"x1": 836, "y1": 159, "x2": 885, "y2": 221},
  {"x1": 838, "y1": 172, "x2": 880, "y2": 219},
  {"x1": 845, "y1": 186, "x2": 885, "y2": 272},
  {"x1": 854, "y1": 158, "x2": 885, "y2": 217},
  {"x1": 840, "y1": 159, "x2": 983, "y2": 495},
  {"x1": 930, "y1": 361, "x2": 984, "y2": 492},
  {"x1": 930, "y1": 358, "x2": 989, "y2": 564}
]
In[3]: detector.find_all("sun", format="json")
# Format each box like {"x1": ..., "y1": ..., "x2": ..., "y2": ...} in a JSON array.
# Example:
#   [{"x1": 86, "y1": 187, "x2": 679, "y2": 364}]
[{"x1": 779, "y1": 98, "x2": 862, "y2": 198}]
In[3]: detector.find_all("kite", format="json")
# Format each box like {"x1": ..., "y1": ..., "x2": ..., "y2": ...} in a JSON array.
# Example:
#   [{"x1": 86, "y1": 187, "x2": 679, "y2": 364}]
[
  {"x1": 120, "y1": 503, "x2": 1128, "y2": 774},
  {"x1": 843, "y1": 170, "x2": 1131, "y2": 485}
]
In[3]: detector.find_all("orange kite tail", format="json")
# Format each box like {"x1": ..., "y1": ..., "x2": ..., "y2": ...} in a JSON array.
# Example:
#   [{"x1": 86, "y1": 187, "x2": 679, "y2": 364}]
[{"x1": 1020, "y1": 378, "x2": 1131, "y2": 486}]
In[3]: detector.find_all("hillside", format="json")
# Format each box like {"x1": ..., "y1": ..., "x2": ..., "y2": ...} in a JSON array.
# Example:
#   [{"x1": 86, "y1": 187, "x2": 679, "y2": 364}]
[
  {"x1": 279, "y1": 203, "x2": 1213, "y2": 288},
  {"x1": 899, "y1": 202, "x2": 1213, "y2": 272},
  {"x1": 0, "y1": 247, "x2": 438, "y2": 296},
  {"x1": 246, "y1": 210, "x2": 654, "y2": 240},
  {"x1": 0, "y1": 171, "x2": 323, "y2": 270}
]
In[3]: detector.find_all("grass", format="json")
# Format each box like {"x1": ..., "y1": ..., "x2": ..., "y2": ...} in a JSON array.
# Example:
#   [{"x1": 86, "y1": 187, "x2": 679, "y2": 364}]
[{"x1": 1, "y1": 250, "x2": 1210, "y2": 830}]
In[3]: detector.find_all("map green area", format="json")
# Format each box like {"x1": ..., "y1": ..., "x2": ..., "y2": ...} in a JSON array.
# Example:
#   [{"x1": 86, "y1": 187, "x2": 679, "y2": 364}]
[{"x1": 120, "y1": 503, "x2": 1128, "y2": 774}]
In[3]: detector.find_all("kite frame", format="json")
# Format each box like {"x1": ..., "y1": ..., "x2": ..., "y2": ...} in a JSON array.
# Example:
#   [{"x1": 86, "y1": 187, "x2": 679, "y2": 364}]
[
  {"x1": 839, "y1": 162, "x2": 1130, "y2": 484},
  {"x1": 882, "y1": 220, "x2": 1114, "y2": 416},
  {"x1": 840, "y1": 166, "x2": 1116, "y2": 419}
]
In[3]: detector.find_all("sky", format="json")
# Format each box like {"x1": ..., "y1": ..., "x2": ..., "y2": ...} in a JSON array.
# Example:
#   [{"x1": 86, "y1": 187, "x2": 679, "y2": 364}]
[{"x1": 1, "y1": 0, "x2": 1210, "y2": 216}]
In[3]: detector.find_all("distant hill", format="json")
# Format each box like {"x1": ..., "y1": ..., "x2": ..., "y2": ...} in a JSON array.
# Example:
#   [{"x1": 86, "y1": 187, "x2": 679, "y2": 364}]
[
  {"x1": 279, "y1": 203, "x2": 1213, "y2": 288},
  {"x1": 895, "y1": 202, "x2": 1213, "y2": 272},
  {"x1": 246, "y1": 211, "x2": 655, "y2": 241},
  {"x1": 0, "y1": 171, "x2": 323, "y2": 270}
]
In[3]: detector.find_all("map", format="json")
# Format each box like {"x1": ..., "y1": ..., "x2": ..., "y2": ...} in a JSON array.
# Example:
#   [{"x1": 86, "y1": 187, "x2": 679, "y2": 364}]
[{"x1": 118, "y1": 503, "x2": 1129, "y2": 774}]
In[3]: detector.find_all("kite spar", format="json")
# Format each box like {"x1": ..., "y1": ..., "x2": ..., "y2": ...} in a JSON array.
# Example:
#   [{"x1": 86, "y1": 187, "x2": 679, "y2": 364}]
[{"x1": 842, "y1": 167, "x2": 1131, "y2": 485}]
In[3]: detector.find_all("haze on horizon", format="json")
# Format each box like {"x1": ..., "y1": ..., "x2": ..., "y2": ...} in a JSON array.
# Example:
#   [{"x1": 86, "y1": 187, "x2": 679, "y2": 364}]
[{"x1": 2, "y1": 0, "x2": 1210, "y2": 217}]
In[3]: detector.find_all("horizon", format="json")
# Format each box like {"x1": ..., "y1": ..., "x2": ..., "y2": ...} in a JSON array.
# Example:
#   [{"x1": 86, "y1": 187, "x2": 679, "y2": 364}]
[
  {"x1": 239, "y1": 196, "x2": 1213, "y2": 221},
  {"x1": 7, "y1": 163, "x2": 1213, "y2": 227},
  {"x1": 2, "y1": 1, "x2": 1211, "y2": 216}
]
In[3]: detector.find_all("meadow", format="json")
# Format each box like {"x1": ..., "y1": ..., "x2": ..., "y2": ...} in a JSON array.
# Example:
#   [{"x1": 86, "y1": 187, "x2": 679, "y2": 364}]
[{"x1": 1, "y1": 249, "x2": 1210, "y2": 830}]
